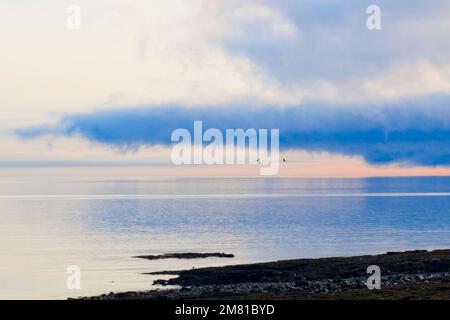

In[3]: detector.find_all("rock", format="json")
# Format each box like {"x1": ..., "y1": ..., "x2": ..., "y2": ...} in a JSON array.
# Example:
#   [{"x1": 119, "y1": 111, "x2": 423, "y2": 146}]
[
  {"x1": 294, "y1": 275, "x2": 308, "y2": 287},
  {"x1": 424, "y1": 258, "x2": 442, "y2": 265},
  {"x1": 153, "y1": 279, "x2": 169, "y2": 286},
  {"x1": 135, "y1": 252, "x2": 235, "y2": 260}
]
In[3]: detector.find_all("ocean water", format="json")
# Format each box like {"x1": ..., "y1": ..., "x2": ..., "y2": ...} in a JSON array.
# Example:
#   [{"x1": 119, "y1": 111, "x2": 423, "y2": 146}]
[{"x1": 1, "y1": 175, "x2": 450, "y2": 299}]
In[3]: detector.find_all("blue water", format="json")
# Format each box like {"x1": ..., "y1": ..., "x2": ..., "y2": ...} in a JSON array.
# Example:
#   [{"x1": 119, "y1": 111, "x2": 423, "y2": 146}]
[{"x1": 1, "y1": 176, "x2": 450, "y2": 299}]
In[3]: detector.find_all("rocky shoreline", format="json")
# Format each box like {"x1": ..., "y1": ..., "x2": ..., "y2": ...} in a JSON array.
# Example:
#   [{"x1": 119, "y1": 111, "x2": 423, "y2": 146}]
[{"x1": 79, "y1": 249, "x2": 450, "y2": 300}]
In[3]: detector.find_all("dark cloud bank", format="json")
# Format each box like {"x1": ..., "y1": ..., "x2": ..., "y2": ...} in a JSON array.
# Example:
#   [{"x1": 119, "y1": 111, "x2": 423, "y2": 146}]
[{"x1": 16, "y1": 95, "x2": 450, "y2": 166}]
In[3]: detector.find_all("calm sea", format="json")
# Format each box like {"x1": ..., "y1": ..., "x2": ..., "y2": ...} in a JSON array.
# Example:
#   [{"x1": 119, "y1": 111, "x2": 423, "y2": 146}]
[{"x1": 1, "y1": 176, "x2": 450, "y2": 299}]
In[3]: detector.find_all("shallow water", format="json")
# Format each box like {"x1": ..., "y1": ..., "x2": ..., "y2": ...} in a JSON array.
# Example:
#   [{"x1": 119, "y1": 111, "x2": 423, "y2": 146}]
[{"x1": 1, "y1": 176, "x2": 450, "y2": 299}]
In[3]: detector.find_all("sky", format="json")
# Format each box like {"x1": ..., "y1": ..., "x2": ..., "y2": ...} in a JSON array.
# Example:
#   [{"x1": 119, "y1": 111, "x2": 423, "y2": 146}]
[{"x1": 2, "y1": 0, "x2": 450, "y2": 177}]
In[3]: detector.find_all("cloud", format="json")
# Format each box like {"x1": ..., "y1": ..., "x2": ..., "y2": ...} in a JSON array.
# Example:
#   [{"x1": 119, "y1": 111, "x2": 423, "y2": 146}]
[
  {"x1": 4, "y1": 0, "x2": 450, "y2": 129},
  {"x1": 223, "y1": 0, "x2": 450, "y2": 83},
  {"x1": 16, "y1": 95, "x2": 450, "y2": 166},
  {"x1": 6, "y1": 0, "x2": 450, "y2": 168}
]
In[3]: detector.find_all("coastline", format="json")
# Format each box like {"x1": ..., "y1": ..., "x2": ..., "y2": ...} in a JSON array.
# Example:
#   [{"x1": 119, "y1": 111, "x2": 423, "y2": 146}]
[{"x1": 78, "y1": 249, "x2": 450, "y2": 300}]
